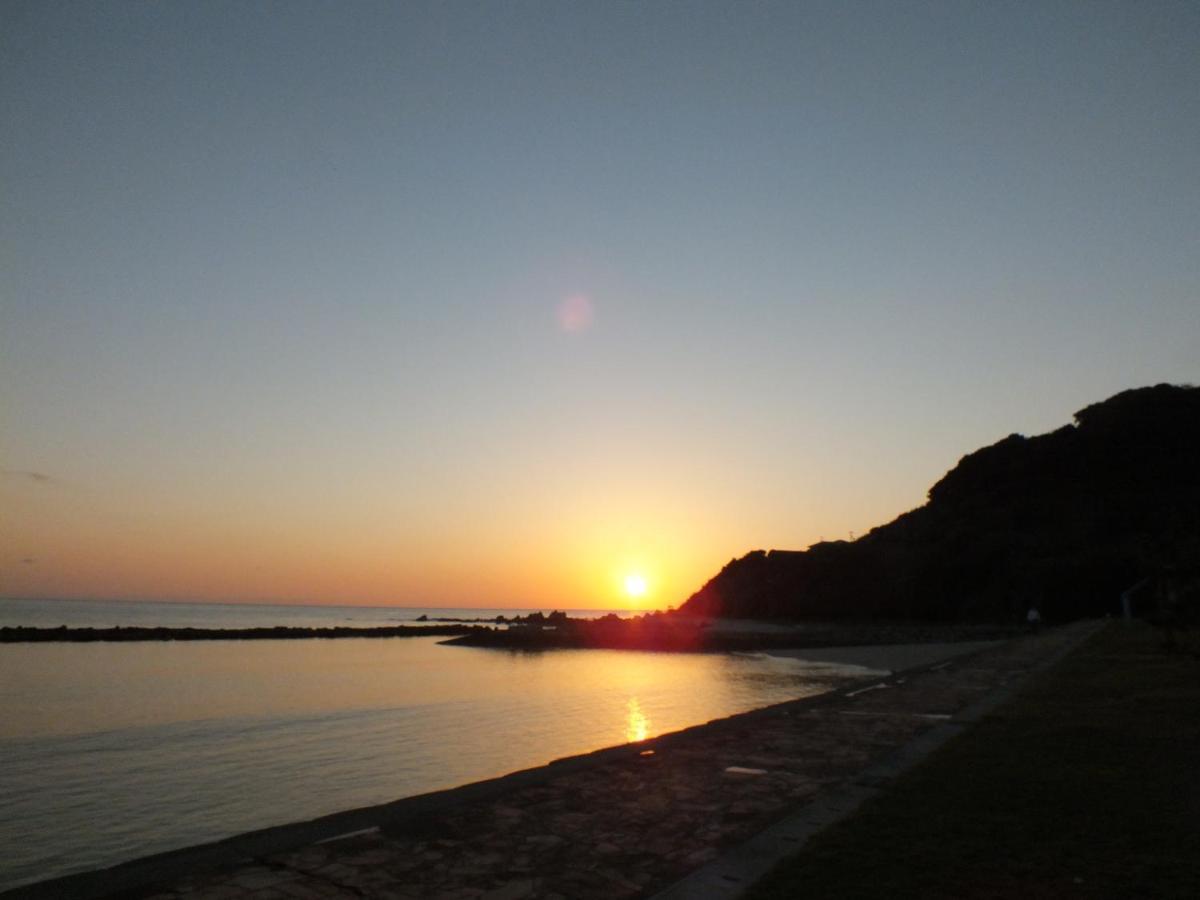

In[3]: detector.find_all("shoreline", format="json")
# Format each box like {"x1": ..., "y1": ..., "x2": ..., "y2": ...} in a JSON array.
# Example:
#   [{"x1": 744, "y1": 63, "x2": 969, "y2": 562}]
[
  {"x1": 440, "y1": 619, "x2": 1028, "y2": 653},
  {"x1": 755, "y1": 639, "x2": 1004, "y2": 672},
  {"x1": 2, "y1": 624, "x2": 1095, "y2": 900}
]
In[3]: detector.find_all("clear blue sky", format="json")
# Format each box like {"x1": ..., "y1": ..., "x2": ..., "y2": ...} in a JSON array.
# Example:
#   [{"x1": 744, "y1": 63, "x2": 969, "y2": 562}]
[{"x1": 2, "y1": 1, "x2": 1198, "y2": 608}]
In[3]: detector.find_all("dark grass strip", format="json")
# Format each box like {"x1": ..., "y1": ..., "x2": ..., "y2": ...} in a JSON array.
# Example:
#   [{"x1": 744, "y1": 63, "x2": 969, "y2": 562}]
[{"x1": 746, "y1": 622, "x2": 1200, "y2": 900}]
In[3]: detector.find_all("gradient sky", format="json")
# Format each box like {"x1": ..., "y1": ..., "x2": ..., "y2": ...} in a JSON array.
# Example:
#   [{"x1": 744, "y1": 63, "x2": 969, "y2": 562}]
[{"x1": 2, "y1": 1, "x2": 1198, "y2": 610}]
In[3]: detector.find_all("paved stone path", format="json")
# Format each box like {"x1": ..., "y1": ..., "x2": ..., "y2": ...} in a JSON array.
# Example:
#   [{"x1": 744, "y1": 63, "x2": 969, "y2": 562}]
[{"x1": 29, "y1": 624, "x2": 1097, "y2": 900}]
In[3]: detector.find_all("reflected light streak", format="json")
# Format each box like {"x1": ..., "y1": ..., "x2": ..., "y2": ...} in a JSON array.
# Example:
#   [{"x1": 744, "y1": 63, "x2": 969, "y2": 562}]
[{"x1": 625, "y1": 697, "x2": 650, "y2": 743}]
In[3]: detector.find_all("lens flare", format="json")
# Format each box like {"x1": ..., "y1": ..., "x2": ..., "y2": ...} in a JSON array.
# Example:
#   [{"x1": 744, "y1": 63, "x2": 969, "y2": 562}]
[{"x1": 556, "y1": 293, "x2": 594, "y2": 333}]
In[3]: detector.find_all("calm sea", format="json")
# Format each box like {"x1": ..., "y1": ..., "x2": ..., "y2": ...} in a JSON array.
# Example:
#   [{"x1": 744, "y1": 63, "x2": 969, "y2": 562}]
[
  {"x1": 0, "y1": 599, "x2": 879, "y2": 892},
  {"x1": 0, "y1": 597, "x2": 621, "y2": 629}
]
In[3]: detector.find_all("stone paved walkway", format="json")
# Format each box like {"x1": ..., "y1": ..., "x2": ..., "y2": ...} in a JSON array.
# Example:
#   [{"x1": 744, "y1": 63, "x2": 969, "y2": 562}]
[{"x1": 34, "y1": 624, "x2": 1096, "y2": 900}]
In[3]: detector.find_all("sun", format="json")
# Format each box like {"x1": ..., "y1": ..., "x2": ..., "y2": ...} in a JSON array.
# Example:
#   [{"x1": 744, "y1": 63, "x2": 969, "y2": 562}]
[{"x1": 623, "y1": 573, "x2": 648, "y2": 599}]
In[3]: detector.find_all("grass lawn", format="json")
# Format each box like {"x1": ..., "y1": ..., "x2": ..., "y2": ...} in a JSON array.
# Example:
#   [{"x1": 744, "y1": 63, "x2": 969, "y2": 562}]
[{"x1": 746, "y1": 621, "x2": 1200, "y2": 900}]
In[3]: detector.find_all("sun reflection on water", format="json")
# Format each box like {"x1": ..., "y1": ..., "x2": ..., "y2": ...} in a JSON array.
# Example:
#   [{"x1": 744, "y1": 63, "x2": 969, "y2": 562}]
[{"x1": 625, "y1": 697, "x2": 650, "y2": 743}]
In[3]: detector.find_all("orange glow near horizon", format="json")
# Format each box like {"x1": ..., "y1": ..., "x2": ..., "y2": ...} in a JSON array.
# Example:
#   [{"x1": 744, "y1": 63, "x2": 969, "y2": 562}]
[
  {"x1": 0, "y1": 458, "x2": 853, "y2": 612},
  {"x1": 0, "y1": 484, "x2": 715, "y2": 611}
]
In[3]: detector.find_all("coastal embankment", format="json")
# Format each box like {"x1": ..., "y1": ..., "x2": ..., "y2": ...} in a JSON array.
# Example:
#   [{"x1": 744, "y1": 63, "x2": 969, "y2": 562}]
[{"x1": 5, "y1": 622, "x2": 1098, "y2": 900}]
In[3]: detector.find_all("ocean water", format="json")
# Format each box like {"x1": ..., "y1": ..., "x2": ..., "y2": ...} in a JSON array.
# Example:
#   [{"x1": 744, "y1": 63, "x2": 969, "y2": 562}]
[
  {"x1": 0, "y1": 600, "x2": 879, "y2": 892},
  {"x1": 0, "y1": 597, "x2": 621, "y2": 630}
]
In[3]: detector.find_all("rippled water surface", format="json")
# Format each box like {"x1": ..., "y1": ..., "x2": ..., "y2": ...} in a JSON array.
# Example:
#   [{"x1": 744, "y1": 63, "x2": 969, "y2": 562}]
[{"x1": 0, "y1": 633, "x2": 876, "y2": 891}]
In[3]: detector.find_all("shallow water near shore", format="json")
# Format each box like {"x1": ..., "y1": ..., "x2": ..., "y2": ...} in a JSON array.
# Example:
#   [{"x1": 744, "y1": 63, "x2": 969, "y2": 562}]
[{"x1": 0, "y1": 632, "x2": 878, "y2": 891}]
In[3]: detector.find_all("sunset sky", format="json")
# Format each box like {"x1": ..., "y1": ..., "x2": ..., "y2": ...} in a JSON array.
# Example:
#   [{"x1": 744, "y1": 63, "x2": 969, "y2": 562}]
[{"x1": 3, "y1": 2, "x2": 1198, "y2": 610}]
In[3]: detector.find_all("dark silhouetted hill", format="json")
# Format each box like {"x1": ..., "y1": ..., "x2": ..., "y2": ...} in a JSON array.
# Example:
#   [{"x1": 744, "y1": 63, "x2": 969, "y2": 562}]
[{"x1": 678, "y1": 384, "x2": 1200, "y2": 623}]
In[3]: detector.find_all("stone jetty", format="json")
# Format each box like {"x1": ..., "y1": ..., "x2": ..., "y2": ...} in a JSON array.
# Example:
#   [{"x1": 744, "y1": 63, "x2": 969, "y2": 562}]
[{"x1": 0, "y1": 625, "x2": 483, "y2": 643}]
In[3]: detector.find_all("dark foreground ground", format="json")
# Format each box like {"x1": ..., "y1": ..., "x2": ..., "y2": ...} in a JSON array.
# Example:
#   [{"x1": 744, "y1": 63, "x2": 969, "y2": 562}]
[
  {"x1": 748, "y1": 620, "x2": 1200, "y2": 900},
  {"x1": 6, "y1": 622, "x2": 1113, "y2": 900}
]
